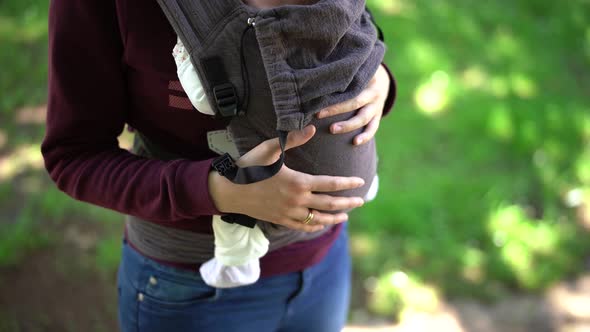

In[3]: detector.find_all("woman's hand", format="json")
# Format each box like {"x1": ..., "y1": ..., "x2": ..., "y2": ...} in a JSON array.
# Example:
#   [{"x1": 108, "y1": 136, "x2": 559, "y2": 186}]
[
  {"x1": 316, "y1": 64, "x2": 391, "y2": 145},
  {"x1": 208, "y1": 125, "x2": 365, "y2": 232}
]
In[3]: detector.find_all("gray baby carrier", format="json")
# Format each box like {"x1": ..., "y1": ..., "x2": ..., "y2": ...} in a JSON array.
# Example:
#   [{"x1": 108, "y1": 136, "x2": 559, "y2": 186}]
[{"x1": 149, "y1": 0, "x2": 385, "y2": 227}]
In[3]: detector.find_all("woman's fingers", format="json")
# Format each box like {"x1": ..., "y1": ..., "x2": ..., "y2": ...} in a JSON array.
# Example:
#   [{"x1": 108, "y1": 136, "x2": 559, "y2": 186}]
[
  {"x1": 257, "y1": 125, "x2": 316, "y2": 163},
  {"x1": 285, "y1": 125, "x2": 316, "y2": 151},
  {"x1": 305, "y1": 194, "x2": 364, "y2": 211},
  {"x1": 307, "y1": 211, "x2": 349, "y2": 225},
  {"x1": 304, "y1": 174, "x2": 365, "y2": 192},
  {"x1": 275, "y1": 218, "x2": 326, "y2": 233},
  {"x1": 354, "y1": 112, "x2": 381, "y2": 145},
  {"x1": 315, "y1": 64, "x2": 390, "y2": 144},
  {"x1": 277, "y1": 210, "x2": 348, "y2": 233},
  {"x1": 316, "y1": 87, "x2": 377, "y2": 119},
  {"x1": 287, "y1": 208, "x2": 349, "y2": 226},
  {"x1": 329, "y1": 104, "x2": 375, "y2": 135},
  {"x1": 231, "y1": 130, "x2": 372, "y2": 232},
  {"x1": 236, "y1": 125, "x2": 316, "y2": 167},
  {"x1": 263, "y1": 125, "x2": 315, "y2": 154}
]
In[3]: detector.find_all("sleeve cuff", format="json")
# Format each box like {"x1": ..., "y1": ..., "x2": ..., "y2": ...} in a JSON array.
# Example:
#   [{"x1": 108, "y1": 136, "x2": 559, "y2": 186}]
[
  {"x1": 175, "y1": 158, "x2": 222, "y2": 217},
  {"x1": 381, "y1": 63, "x2": 397, "y2": 117}
]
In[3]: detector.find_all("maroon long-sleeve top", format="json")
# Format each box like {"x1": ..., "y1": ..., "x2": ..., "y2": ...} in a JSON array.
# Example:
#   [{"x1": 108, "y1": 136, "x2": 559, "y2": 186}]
[{"x1": 42, "y1": 0, "x2": 396, "y2": 273}]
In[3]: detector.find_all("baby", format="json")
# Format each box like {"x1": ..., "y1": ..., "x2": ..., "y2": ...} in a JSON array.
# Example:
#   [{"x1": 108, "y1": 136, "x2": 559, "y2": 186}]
[{"x1": 158, "y1": 0, "x2": 385, "y2": 287}]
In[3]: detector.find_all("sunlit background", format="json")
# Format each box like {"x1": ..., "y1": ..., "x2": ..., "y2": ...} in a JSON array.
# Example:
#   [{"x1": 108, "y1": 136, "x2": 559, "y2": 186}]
[{"x1": 1, "y1": 0, "x2": 589, "y2": 331}]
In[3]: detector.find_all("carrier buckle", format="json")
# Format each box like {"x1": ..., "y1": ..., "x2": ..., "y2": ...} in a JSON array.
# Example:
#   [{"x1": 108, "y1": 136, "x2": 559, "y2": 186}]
[{"x1": 213, "y1": 83, "x2": 238, "y2": 118}]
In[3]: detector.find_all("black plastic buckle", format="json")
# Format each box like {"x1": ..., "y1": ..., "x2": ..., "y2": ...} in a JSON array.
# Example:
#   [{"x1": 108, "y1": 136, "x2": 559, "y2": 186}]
[
  {"x1": 213, "y1": 83, "x2": 238, "y2": 118},
  {"x1": 212, "y1": 153, "x2": 237, "y2": 178}
]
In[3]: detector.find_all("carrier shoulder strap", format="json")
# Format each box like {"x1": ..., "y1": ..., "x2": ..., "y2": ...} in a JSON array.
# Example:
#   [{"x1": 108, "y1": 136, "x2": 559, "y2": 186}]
[{"x1": 156, "y1": 0, "x2": 288, "y2": 185}]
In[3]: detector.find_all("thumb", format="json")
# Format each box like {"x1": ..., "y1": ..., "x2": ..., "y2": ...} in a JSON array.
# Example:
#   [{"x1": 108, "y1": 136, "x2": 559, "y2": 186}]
[
  {"x1": 284, "y1": 125, "x2": 316, "y2": 151},
  {"x1": 235, "y1": 125, "x2": 316, "y2": 167}
]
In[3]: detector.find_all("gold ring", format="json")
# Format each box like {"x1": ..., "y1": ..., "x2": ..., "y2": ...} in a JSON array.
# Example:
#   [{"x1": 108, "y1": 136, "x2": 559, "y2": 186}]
[{"x1": 302, "y1": 209, "x2": 314, "y2": 224}]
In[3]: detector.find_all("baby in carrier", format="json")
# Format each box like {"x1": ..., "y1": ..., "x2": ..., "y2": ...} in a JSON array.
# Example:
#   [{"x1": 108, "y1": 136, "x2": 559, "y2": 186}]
[{"x1": 158, "y1": 0, "x2": 386, "y2": 287}]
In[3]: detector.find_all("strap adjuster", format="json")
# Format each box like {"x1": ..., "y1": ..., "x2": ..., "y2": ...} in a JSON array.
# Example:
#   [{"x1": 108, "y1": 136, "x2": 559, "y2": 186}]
[
  {"x1": 212, "y1": 153, "x2": 237, "y2": 178},
  {"x1": 213, "y1": 83, "x2": 238, "y2": 118},
  {"x1": 221, "y1": 214, "x2": 257, "y2": 228}
]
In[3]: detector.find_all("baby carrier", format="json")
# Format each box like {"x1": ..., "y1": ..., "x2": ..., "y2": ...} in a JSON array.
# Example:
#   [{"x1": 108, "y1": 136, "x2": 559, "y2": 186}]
[
  {"x1": 130, "y1": 0, "x2": 385, "y2": 287},
  {"x1": 151, "y1": 0, "x2": 386, "y2": 226}
]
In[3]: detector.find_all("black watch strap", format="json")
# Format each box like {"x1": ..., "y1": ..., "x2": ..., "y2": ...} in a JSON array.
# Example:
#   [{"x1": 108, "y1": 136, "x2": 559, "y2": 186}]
[
  {"x1": 212, "y1": 130, "x2": 288, "y2": 185},
  {"x1": 221, "y1": 214, "x2": 257, "y2": 228},
  {"x1": 212, "y1": 153, "x2": 238, "y2": 178}
]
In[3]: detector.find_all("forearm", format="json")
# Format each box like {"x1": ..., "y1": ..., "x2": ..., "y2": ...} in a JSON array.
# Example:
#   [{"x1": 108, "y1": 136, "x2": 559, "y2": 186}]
[
  {"x1": 207, "y1": 170, "x2": 240, "y2": 214},
  {"x1": 43, "y1": 0, "x2": 220, "y2": 222},
  {"x1": 42, "y1": 139, "x2": 221, "y2": 221}
]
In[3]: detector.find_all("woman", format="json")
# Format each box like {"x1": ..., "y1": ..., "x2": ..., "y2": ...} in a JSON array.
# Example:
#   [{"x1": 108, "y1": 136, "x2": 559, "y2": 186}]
[{"x1": 42, "y1": 0, "x2": 396, "y2": 331}]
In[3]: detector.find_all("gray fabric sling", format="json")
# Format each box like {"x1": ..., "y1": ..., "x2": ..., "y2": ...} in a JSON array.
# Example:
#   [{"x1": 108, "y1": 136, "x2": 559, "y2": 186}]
[
  {"x1": 125, "y1": 215, "x2": 330, "y2": 263},
  {"x1": 156, "y1": 0, "x2": 384, "y2": 198},
  {"x1": 126, "y1": 0, "x2": 385, "y2": 265}
]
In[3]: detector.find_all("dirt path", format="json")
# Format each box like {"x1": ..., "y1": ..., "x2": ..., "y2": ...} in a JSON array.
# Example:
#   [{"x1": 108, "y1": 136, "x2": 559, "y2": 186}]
[
  {"x1": 0, "y1": 241, "x2": 119, "y2": 331},
  {"x1": 345, "y1": 275, "x2": 590, "y2": 332}
]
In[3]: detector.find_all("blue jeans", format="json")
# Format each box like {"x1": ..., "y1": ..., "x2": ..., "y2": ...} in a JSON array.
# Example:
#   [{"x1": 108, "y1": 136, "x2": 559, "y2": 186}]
[{"x1": 117, "y1": 227, "x2": 351, "y2": 332}]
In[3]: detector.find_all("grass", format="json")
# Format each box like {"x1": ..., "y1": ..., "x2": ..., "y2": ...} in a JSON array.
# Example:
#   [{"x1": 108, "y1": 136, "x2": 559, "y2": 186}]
[
  {"x1": 0, "y1": 0, "x2": 589, "y2": 322},
  {"x1": 353, "y1": 0, "x2": 590, "y2": 317}
]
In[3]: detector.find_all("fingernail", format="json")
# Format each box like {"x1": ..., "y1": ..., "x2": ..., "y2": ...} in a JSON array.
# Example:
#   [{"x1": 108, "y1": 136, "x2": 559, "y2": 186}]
[
  {"x1": 357, "y1": 198, "x2": 365, "y2": 206},
  {"x1": 356, "y1": 178, "x2": 365, "y2": 186},
  {"x1": 355, "y1": 136, "x2": 364, "y2": 145},
  {"x1": 317, "y1": 111, "x2": 325, "y2": 118},
  {"x1": 332, "y1": 125, "x2": 342, "y2": 133}
]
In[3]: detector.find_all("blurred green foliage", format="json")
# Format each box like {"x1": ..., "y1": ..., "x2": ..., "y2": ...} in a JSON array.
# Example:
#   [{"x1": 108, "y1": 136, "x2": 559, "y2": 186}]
[
  {"x1": 0, "y1": 0, "x2": 589, "y2": 322},
  {"x1": 353, "y1": 0, "x2": 590, "y2": 318},
  {"x1": 0, "y1": 203, "x2": 49, "y2": 266},
  {"x1": 0, "y1": 0, "x2": 48, "y2": 115},
  {"x1": 0, "y1": 1, "x2": 123, "y2": 274}
]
